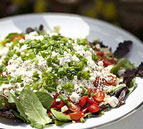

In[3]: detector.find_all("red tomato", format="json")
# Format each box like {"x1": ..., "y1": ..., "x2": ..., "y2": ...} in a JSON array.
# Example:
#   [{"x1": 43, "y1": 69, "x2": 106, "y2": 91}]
[
  {"x1": 103, "y1": 58, "x2": 112, "y2": 66},
  {"x1": 53, "y1": 93, "x2": 59, "y2": 99},
  {"x1": 93, "y1": 88, "x2": 97, "y2": 94},
  {"x1": 69, "y1": 111, "x2": 84, "y2": 121},
  {"x1": 79, "y1": 96, "x2": 88, "y2": 107},
  {"x1": 56, "y1": 101, "x2": 65, "y2": 109},
  {"x1": 87, "y1": 97, "x2": 98, "y2": 105},
  {"x1": 11, "y1": 35, "x2": 25, "y2": 41},
  {"x1": 93, "y1": 91, "x2": 105, "y2": 102},
  {"x1": 48, "y1": 112, "x2": 52, "y2": 116},
  {"x1": 87, "y1": 42, "x2": 91, "y2": 45},
  {"x1": 96, "y1": 51, "x2": 104, "y2": 56},
  {"x1": 69, "y1": 102, "x2": 80, "y2": 112},
  {"x1": 105, "y1": 75, "x2": 117, "y2": 85},
  {"x1": 88, "y1": 88, "x2": 92, "y2": 93},
  {"x1": 103, "y1": 57, "x2": 116, "y2": 67},
  {"x1": 88, "y1": 103, "x2": 100, "y2": 113},
  {"x1": 50, "y1": 99, "x2": 57, "y2": 108},
  {"x1": 110, "y1": 58, "x2": 116, "y2": 64},
  {"x1": 97, "y1": 56, "x2": 102, "y2": 61}
]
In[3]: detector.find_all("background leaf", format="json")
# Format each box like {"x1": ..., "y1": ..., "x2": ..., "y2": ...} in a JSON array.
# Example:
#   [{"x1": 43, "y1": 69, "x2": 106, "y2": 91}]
[{"x1": 20, "y1": 88, "x2": 51, "y2": 128}]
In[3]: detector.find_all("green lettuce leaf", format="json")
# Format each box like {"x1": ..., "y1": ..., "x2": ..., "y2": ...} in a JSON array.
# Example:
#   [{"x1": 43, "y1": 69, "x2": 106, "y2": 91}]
[
  {"x1": 8, "y1": 93, "x2": 28, "y2": 121},
  {"x1": 110, "y1": 84, "x2": 126, "y2": 95},
  {"x1": 127, "y1": 78, "x2": 136, "y2": 95},
  {"x1": 51, "y1": 108, "x2": 71, "y2": 122},
  {"x1": 20, "y1": 88, "x2": 52, "y2": 128},
  {"x1": 110, "y1": 58, "x2": 134, "y2": 75},
  {"x1": 36, "y1": 91, "x2": 53, "y2": 109}
]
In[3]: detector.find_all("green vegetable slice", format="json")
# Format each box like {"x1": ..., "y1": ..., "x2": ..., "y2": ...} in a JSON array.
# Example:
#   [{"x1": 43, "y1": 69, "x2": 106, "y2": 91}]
[
  {"x1": 58, "y1": 94, "x2": 68, "y2": 103},
  {"x1": 110, "y1": 84, "x2": 126, "y2": 94},
  {"x1": 110, "y1": 58, "x2": 134, "y2": 75},
  {"x1": 127, "y1": 78, "x2": 136, "y2": 95},
  {"x1": 20, "y1": 88, "x2": 52, "y2": 128},
  {"x1": 51, "y1": 108, "x2": 71, "y2": 122},
  {"x1": 54, "y1": 120, "x2": 64, "y2": 126},
  {"x1": 36, "y1": 91, "x2": 54, "y2": 109}
]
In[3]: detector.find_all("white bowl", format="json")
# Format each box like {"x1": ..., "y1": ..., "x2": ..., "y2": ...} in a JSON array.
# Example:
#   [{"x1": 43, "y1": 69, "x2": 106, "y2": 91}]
[{"x1": 0, "y1": 13, "x2": 143, "y2": 129}]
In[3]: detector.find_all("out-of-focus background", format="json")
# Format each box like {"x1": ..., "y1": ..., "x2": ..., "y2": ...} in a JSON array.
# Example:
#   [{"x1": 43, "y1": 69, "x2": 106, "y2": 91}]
[{"x1": 0, "y1": 0, "x2": 143, "y2": 41}]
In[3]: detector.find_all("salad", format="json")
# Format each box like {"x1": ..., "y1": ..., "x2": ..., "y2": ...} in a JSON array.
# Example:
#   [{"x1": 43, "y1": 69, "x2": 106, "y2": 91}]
[{"x1": 0, "y1": 25, "x2": 143, "y2": 129}]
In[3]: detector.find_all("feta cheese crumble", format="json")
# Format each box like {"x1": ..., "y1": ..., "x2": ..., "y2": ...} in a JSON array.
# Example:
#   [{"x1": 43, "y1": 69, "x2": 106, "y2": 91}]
[{"x1": 0, "y1": 29, "x2": 127, "y2": 108}]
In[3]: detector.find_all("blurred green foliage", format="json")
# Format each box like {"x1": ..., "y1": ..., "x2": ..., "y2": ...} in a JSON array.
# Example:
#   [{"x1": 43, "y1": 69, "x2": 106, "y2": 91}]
[{"x1": 0, "y1": 0, "x2": 142, "y2": 41}]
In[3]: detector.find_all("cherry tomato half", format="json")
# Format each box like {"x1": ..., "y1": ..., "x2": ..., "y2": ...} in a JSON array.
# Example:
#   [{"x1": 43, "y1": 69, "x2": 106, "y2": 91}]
[
  {"x1": 87, "y1": 42, "x2": 91, "y2": 45},
  {"x1": 103, "y1": 57, "x2": 116, "y2": 67},
  {"x1": 79, "y1": 96, "x2": 88, "y2": 107},
  {"x1": 11, "y1": 35, "x2": 25, "y2": 41},
  {"x1": 69, "y1": 102, "x2": 80, "y2": 112},
  {"x1": 69, "y1": 111, "x2": 84, "y2": 121},
  {"x1": 56, "y1": 101, "x2": 65, "y2": 109},
  {"x1": 87, "y1": 97, "x2": 98, "y2": 105},
  {"x1": 103, "y1": 58, "x2": 112, "y2": 66},
  {"x1": 50, "y1": 99, "x2": 57, "y2": 108},
  {"x1": 93, "y1": 91, "x2": 105, "y2": 102},
  {"x1": 53, "y1": 93, "x2": 59, "y2": 99},
  {"x1": 88, "y1": 103, "x2": 100, "y2": 113},
  {"x1": 105, "y1": 75, "x2": 117, "y2": 85},
  {"x1": 97, "y1": 56, "x2": 102, "y2": 61},
  {"x1": 110, "y1": 58, "x2": 116, "y2": 64},
  {"x1": 88, "y1": 88, "x2": 92, "y2": 94},
  {"x1": 96, "y1": 51, "x2": 104, "y2": 56}
]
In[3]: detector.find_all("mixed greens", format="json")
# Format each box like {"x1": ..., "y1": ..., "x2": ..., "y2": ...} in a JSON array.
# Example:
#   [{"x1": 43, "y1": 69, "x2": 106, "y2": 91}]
[{"x1": 0, "y1": 25, "x2": 143, "y2": 129}]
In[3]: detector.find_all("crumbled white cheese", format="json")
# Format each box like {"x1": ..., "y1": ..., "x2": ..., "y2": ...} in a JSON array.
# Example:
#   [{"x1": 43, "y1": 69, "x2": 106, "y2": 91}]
[
  {"x1": 0, "y1": 30, "x2": 125, "y2": 106},
  {"x1": 58, "y1": 52, "x2": 72, "y2": 65},
  {"x1": 0, "y1": 83, "x2": 21, "y2": 96},
  {"x1": 83, "y1": 67, "x2": 90, "y2": 72},
  {"x1": 61, "y1": 105, "x2": 68, "y2": 112},
  {"x1": 20, "y1": 44, "x2": 27, "y2": 52},
  {"x1": 0, "y1": 47, "x2": 9, "y2": 57},
  {"x1": 73, "y1": 43, "x2": 86, "y2": 56},
  {"x1": 84, "y1": 51, "x2": 92, "y2": 58},
  {"x1": 104, "y1": 86, "x2": 114, "y2": 93},
  {"x1": 56, "y1": 98, "x2": 61, "y2": 102},
  {"x1": 3, "y1": 90, "x2": 9, "y2": 96},
  {"x1": 108, "y1": 96, "x2": 119, "y2": 107},
  {"x1": 87, "y1": 59, "x2": 97, "y2": 69},
  {"x1": 51, "y1": 51, "x2": 59, "y2": 57},
  {"x1": 118, "y1": 68, "x2": 126, "y2": 76},
  {"x1": 98, "y1": 61, "x2": 103, "y2": 67},
  {"x1": 70, "y1": 92, "x2": 80, "y2": 103},
  {"x1": 95, "y1": 44, "x2": 101, "y2": 49},
  {"x1": 72, "y1": 55, "x2": 80, "y2": 62},
  {"x1": 6, "y1": 55, "x2": 50, "y2": 87},
  {"x1": 102, "y1": 48, "x2": 111, "y2": 56},
  {"x1": 25, "y1": 31, "x2": 44, "y2": 41},
  {"x1": 5, "y1": 42, "x2": 13, "y2": 48},
  {"x1": 13, "y1": 46, "x2": 19, "y2": 51},
  {"x1": 19, "y1": 39, "x2": 25, "y2": 43}
]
